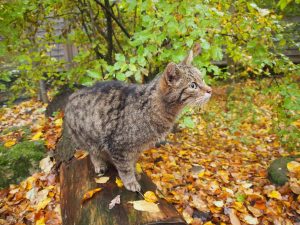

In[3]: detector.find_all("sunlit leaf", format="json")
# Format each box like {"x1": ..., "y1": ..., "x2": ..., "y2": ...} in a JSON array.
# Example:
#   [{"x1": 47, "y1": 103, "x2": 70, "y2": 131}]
[
  {"x1": 129, "y1": 200, "x2": 160, "y2": 213},
  {"x1": 144, "y1": 191, "x2": 158, "y2": 203}
]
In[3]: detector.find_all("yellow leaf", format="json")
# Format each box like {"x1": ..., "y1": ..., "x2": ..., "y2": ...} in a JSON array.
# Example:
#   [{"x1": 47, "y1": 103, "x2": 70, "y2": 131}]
[
  {"x1": 94, "y1": 176, "x2": 110, "y2": 184},
  {"x1": 287, "y1": 161, "x2": 300, "y2": 173},
  {"x1": 144, "y1": 191, "x2": 158, "y2": 203},
  {"x1": 35, "y1": 217, "x2": 45, "y2": 225},
  {"x1": 136, "y1": 163, "x2": 143, "y2": 174},
  {"x1": 129, "y1": 200, "x2": 160, "y2": 213},
  {"x1": 81, "y1": 188, "x2": 102, "y2": 204},
  {"x1": 4, "y1": 140, "x2": 16, "y2": 148},
  {"x1": 182, "y1": 210, "x2": 193, "y2": 224},
  {"x1": 115, "y1": 177, "x2": 124, "y2": 188},
  {"x1": 36, "y1": 197, "x2": 51, "y2": 211},
  {"x1": 267, "y1": 190, "x2": 282, "y2": 200},
  {"x1": 26, "y1": 176, "x2": 37, "y2": 190},
  {"x1": 179, "y1": 150, "x2": 187, "y2": 156},
  {"x1": 32, "y1": 131, "x2": 43, "y2": 140},
  {"x1": 54, "y1": 118, "x2": 63, "y2": 126},
  {"x1": 198, "y1": 171, "x2": 205, "y2": 178},
  {"x1": 74, "y1": 150, "x2": 89, "y2": 160},
  {"x1": 204, "y1": 222, "x2": 215, "y2": 225}
]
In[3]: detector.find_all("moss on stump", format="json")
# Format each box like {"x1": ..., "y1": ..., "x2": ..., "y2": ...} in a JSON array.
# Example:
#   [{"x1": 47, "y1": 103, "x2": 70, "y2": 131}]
[
  {"x1": 267, "y1": 155, "x2": 300, "y2": 186},
  {"x1": 0, "y1": 141, "x2": 46, "y2": 188}
]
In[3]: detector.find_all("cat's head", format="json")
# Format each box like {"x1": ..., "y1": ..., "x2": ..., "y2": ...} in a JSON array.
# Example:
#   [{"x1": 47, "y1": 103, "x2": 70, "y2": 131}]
[{"x1": 159, "y1": 44, "x2": 212, "y2": 107}]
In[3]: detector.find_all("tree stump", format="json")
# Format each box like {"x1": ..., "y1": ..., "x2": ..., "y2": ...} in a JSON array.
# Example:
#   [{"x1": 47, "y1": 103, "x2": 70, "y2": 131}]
[{"x1": 60, "y1": 156, "x2": 186, "y2": 225}]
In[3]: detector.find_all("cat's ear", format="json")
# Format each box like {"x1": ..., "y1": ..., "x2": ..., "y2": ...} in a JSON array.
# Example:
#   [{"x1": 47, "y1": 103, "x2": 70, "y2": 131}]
[
  {"x1": 181, "y1": 43, "x2": 201, "y2": 66},
  {"x1": 164, "y1": 62, "x2": 180, "y2": 85}
]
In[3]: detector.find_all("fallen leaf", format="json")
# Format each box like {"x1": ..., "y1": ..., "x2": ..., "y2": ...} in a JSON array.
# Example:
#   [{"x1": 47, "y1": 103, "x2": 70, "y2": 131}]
[
  {"x1": 39, "y1": 156, "x2": 54, "y2": 173},
  {"x1": 144, "y1": 191, "x2": 158, "y2": 203},
  {"x1": 213, "y1": 200, "x2": 224, "y2": 208},
  {"x1": 36, "y1": 197, "x2": 51, "y2": 211},
  {"x1": 54, "y1": 118, "x2": 63, "y2": 126},
  {"x1": 32, "y1": 131, "x2": 43, "y2": 140},
  {"x1": 229, "y1": 209, "x2": 241, "y2": 225},
  {"x1": 94, "y1": 177, "x2": 110, "y2": 184},
  {"x1": 244, "y1": 215, "x2": 259, "y2": 224},
  {"x1": 129, "y1": 200, "x2": 160, "y2": 213},
  {"x1": 136, "y1": 163, "x2": 143, "y2": 174},
  {"x1": 109, "y1": 195, "x2": 120, "y2": 209},
  {"x1": 81, "y1": 188, "x2": 102, "y2": 204},
  {"x1": 115, "y1": 177, "x2": 124, "y2": 188},
  {"x1": 182, "y1": 210, "x2": 193, "y2": 224},
  {"x1": 74, "y1": 150, "x2": 89, "y2": 159},
  {"x1": 287, "y1": 161, "x2": 300, "y2": 173},
  {"x1": 36, "y1": 216, "x2": 45, "y2": 225},
  {"x1": 4, "y1": 140, "x2": 16, "y2": 147},
  {"x1": 247, "y1": 205, "x2": 263, "y2": 217},
  {"x1": 289, "y1": 178, "x2": 300, "y2": 194},
  {"x1": 267, "y1": 190, "x2": 282, "y2": 200}
]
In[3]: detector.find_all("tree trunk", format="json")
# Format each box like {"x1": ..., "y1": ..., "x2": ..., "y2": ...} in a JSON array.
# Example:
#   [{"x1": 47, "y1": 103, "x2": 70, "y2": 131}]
[
  {"x1": 38, "y1": 79, "x2": 49, "y2": 103},
  {"x1": 60, "y1": 157, "x2": 186, "y2": 225},
  {"x1": 56, "y1": 123, "x2": 186, "y2": 225}
]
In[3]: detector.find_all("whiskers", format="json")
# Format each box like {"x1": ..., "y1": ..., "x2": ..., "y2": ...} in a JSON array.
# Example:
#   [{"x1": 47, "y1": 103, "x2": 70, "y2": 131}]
[{"x1": 186, "y1": 95, "x2": 211, "y2": 110}]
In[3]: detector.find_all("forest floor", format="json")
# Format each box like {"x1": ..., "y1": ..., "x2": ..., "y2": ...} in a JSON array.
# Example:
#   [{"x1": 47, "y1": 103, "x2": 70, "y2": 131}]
[{"x1": 0, "y1": 79, "x2": 299, "y2": 225}]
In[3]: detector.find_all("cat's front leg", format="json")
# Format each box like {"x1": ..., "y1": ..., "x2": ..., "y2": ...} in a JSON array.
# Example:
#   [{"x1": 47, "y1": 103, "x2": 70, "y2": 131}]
[
  {"x1": 90, "y1": 150, "x2": 108, "y2": 176},
  {"x1": 112, "y1": 156, "x2": 141, "y2": 192}
]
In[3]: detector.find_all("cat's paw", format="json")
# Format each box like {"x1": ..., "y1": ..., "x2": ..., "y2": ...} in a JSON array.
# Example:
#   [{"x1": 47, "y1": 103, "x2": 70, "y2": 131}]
[{"x1": 124, "y1": 181, "x2": 141, "y2": 192}]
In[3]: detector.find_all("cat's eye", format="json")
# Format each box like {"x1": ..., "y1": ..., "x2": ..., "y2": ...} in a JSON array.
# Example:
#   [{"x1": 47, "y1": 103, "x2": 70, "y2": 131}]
[{"x1": 189, "y1": 82, "x2": 197, "y2": 89}]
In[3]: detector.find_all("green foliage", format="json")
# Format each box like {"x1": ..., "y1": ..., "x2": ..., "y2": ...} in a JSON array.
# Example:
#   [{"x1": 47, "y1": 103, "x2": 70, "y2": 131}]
[
  {"x1": 264, "y1": 77, "x2": 300, "y2": 151},
  {"x1": 0, "y1": 141, "x2": 46, "y2": 188},
  {"x1": 0, "y1": 0, "x2": 298, "y2": 97}
]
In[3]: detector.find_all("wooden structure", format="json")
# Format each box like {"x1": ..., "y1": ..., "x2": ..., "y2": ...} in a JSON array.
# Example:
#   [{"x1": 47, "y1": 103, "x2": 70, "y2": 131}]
[{"x1": 60, "y1": 157, "x2": 186, "y2": 225}]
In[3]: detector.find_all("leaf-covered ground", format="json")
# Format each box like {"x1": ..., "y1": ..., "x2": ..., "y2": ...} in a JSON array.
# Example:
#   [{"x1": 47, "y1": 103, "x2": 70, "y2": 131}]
[{"x1": 0, "y1": 79, "x2": 299, "y2": 225}]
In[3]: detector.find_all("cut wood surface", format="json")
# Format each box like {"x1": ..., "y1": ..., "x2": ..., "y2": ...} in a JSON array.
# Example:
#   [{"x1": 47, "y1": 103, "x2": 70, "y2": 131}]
[{"x1": 60, "y1": 156, "x2": 187, "y2": 225}]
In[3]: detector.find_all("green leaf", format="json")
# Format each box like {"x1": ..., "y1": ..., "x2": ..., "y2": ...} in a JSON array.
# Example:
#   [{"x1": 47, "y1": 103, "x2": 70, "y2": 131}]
[
  {"x1": 211, "y1": 46, "x2": 223, "y2": 60},
  {"x1": 86, "y1": 70, "x2": 101, "y2": 79},
  {"x1": 79, "y1": 77, "x2": 94, "y2": 86},
  {"x1": 116, "y1": 73, "x2": 126, "y2": 81},
  {"x1": 183, "y1": 116, "x2": 195, "y2": 129},
  {"x1": 115, "y1": 54, "x2": 126, "y2": 62},
  {"x1": 201, "y1": 39, "x2": 210, "y2": 50},
  {"x1": 236, "y1": 193, "x2": 246, "y2": 202}
]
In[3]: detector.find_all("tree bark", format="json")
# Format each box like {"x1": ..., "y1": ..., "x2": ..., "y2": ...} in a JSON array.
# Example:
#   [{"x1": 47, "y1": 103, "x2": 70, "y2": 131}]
[
  {"x1": 60, "y1": 157, "x2": 186, "y2": 225},
  {"x1": 56, "y1": 123, "x2": 186, "y2": 225},
  {"x1": 38, "y1": 79, "x2": 49, "y2": 103}
]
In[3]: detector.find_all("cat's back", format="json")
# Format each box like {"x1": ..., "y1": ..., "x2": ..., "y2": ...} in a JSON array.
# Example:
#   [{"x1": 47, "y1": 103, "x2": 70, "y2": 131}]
[{"x1": 66, "y1": 80, "x2": 135, "y2": 109}]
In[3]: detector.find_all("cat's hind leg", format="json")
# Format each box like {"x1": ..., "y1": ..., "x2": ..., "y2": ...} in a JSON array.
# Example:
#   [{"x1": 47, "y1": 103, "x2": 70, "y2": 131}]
[
  {"x1": 112, "y1": 155, "x2": 141, "y2": 192},
  {"x1": 90, "y1": 151, "x2": 108, "y2": 176}
]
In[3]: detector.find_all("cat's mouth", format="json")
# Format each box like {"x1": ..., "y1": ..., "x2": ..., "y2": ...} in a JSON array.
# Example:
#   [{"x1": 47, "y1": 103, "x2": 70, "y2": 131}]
[{"x1": 196, "y1": 93, "x2": 211, "y2": 106}]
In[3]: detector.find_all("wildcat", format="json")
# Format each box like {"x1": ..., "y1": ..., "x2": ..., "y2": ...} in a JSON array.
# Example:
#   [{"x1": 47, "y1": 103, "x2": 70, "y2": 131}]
[{"x1": 64, "y1": 45, "x2": 212, "y2": 192}]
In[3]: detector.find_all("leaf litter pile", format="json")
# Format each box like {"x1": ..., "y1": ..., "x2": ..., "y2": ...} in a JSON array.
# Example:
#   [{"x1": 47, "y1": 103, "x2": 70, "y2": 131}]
[{"x1": 0, "y1": 80, "x2": 299, "y2": 224}]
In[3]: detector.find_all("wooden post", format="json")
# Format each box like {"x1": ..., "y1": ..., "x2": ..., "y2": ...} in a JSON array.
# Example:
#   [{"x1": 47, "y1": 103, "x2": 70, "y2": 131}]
[{"x1": 60, "y1": 157, "x2": 186, "y2": 225}]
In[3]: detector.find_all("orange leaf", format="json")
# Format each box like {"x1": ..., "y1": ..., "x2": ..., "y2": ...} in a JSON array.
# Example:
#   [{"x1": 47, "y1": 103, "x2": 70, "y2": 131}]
[
  {"x1": 74, "y1": 150, "x2": 89, "y2": 160},
  {"x1": 81, "y1": 188, "x2": 102, "y2": 204}
]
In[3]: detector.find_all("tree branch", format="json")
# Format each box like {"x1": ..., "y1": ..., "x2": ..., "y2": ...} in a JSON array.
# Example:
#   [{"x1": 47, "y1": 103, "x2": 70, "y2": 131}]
[{"x1": 94, "y1": 0, "x2": 131, "y2": 38}]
